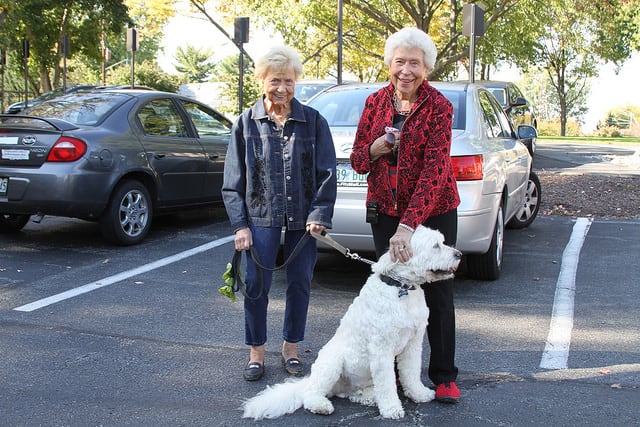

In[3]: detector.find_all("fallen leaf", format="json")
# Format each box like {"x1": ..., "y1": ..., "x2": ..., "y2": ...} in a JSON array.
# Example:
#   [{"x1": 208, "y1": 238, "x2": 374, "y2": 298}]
[{"x1": 611, "y1": 384, "x2": 622, "y2": 389}]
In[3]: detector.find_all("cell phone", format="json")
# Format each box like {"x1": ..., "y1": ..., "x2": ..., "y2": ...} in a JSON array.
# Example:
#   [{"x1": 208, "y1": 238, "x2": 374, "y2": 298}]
[{"x1": 384, "y1": 126, "x2": 400, "y2": 146}]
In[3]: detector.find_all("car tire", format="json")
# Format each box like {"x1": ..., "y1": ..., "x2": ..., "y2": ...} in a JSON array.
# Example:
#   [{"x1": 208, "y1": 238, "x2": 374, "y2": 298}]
[
  {"x1": 466, "y1": 202, "x2": 504, "y2": 281},
  {"x1": 0, "y1": 214, "x2": 30, "y2": 233},
  {"x1": 99, "y1": 180, "x2": 153, "y2": 245},
  {"x1": 507, "y1": 171, "x2": 541, "y2": 230}
]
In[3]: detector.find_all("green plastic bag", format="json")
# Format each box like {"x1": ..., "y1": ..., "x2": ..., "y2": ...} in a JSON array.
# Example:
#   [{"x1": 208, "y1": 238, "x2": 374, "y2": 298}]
[{"x1": 218, "y1": 262, "x2": 238, "y2": 303}]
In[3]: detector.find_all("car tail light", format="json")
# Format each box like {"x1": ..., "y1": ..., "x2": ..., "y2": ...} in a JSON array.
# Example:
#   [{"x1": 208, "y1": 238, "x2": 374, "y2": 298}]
[
  {"x1": 451, "y1": 155, "x2": 483, "y2": 181},
  {"x1": 46, "y1": 137, "x2": 87, "y2": 162}
]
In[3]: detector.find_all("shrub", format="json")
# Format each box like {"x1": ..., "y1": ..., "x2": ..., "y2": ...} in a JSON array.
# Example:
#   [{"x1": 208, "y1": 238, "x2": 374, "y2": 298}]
[
  {"x1": 593, "y1": 125, "x2": 623, "y2": 138},
  {"x1": 537, "y1": 119, "x2": 582, "y2": 137}
]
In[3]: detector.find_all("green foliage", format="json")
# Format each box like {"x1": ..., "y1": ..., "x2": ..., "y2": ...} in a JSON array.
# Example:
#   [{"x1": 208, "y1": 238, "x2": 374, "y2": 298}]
[
  {"x1": 174, "y1": 45, "x2": 215, "y2": 83},
  {"x1": 106, "y1": 60, "x2": 181, "y2": 92},
  {"x1": 211, "y1": 0, "x2": 538, "y2": 81},
  {"x1": 601, "y1": 105, "x2": 640, "y2": 129},
  {"x1": 213, "y1": 54, "x2": 261, "y2": 116},
  {"x1": 593, "y1": 125, "x2": 623, "y2": 138},
  {"x1": 219, "y1": 262, "x2": 238, "y2": 303},
  {"x1": 0, "y1": 0, "x2": 132, "y2": 93}
]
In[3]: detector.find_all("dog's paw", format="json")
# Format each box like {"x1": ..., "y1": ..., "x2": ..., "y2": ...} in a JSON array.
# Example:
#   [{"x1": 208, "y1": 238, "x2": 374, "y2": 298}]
[
  {"x1": 379, "y1": 404, "x2": 405, "y2": 419},
  {"x1": 405, "y1": 385, "x2": 435, "y2": 403},
  {"x1": 304, "y1": 395, "x2": 334, "y2": 415},
  {"x1": 348, "y1": 387, "x2": 376, "y2": 406}
]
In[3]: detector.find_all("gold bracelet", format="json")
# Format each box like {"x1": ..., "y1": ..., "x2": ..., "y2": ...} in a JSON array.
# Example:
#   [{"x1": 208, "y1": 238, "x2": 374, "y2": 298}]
[{"x1": 398, "y1": 223, "x2": 414, "y2": 233}]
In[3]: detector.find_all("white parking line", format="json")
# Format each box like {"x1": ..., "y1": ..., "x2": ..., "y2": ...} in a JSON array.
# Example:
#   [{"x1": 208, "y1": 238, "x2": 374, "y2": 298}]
[
  {"x1": 540, "y1": 217, "x2": 593, "y2": 370},
  {"x1": 13, "y1": 235, "x2": 235, "y2": 313}
]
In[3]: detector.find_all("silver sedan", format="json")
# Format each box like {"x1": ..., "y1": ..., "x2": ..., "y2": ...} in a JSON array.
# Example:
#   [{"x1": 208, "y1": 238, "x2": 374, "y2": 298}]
[{"x1": 307, "y1": 81, "x2": 540, "y2": 280}]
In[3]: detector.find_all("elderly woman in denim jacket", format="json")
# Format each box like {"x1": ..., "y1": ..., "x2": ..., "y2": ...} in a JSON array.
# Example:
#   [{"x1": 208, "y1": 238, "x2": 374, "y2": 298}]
[
  {"x1": 222, "y1": 45, "x2": 337, "y2": 382},
  {"x1": 350, "y1": 28, "x2": 462, "y2": 403}
]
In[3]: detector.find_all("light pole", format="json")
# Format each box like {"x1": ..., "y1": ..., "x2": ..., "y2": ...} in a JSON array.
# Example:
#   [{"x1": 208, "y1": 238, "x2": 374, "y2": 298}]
[
  {"x1": 337, "y1": 0, "x2": 343, "y2": 84},
  {"x1": 314, "y1": 53, "x2": 321, "y2": 79}
]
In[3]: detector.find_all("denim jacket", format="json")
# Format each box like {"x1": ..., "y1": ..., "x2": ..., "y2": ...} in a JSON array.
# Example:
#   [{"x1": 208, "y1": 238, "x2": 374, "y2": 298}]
[{"x1": 222, "y1": 96, "x2": 337, "y2": 231}]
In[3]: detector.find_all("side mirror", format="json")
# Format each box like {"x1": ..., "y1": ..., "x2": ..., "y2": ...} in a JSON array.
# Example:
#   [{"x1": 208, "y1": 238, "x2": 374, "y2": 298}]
[
  {"x1": 511, "y1": 96, "x2": 528, "y2": 108},
  {"x1": 506, "y1": 96, "x2": 528, "y2": 114},
  {"x1": 517, "y1": 124, "x2": 537, "y2": 140}
]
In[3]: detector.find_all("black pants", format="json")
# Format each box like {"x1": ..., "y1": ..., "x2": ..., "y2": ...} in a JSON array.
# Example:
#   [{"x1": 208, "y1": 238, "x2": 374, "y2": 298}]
[{"x1": 371, "y1": 209, "x2": 458, "y2": 385}]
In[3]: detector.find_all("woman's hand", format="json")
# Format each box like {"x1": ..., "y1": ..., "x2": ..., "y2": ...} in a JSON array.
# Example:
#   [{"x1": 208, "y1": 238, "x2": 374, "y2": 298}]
[
  {"x1": 389, "y1": 226, "x2": 413, "y2": 263},
  {"x1": 306, "y1": 223, "x2": 326, "y2": 234},
  {"x1": 234, "y1": 227, "x2": 252, "y2": 251},
  {"x1": 369, "y1": 133, "x2": 396, "y2": 162}
]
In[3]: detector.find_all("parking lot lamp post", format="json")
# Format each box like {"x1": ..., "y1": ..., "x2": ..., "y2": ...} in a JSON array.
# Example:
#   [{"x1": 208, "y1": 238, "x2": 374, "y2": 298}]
[{"x1": 314, "y1": 53, "x2": 321, "y2": 78}]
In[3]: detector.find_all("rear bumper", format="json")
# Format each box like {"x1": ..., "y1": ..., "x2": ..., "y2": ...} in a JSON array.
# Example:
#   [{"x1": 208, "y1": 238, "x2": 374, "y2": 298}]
[{"x1": 0, "y1": 166, "x2": 113, "y2": 219}]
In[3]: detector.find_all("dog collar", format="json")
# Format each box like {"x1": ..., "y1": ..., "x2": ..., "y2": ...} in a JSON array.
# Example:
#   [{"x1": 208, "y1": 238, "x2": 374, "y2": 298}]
[{"x1": 380, "y1": 274, "x2": 416, "y2": 298}]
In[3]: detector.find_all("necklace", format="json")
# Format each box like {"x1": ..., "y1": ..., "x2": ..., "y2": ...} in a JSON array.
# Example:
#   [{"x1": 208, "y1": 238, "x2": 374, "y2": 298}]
[{"x1": 393, "y1": 93, "x2": 412, "y2": 116}]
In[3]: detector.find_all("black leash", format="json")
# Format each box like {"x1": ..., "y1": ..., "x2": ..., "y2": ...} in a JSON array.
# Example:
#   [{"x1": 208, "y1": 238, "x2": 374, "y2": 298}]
[{"x1": 230, "y1": 231, "x2": 312, "y2": 300}]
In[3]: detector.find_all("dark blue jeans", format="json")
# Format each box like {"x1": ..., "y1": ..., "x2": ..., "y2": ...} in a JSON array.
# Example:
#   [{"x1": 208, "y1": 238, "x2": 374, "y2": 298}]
[
  {"x1": 243, "y1": 226, "x2": 317, "y2": 346},
  {"x1": 371, "y1": 209, "x2": 458, "y2": 386}
]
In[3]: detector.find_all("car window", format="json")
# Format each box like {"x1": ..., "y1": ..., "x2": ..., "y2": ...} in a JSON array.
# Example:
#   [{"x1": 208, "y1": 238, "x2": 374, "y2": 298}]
[
  {"x1": 179, "y1": 100, "x2": 232, "y2": 137},
  {"x1": 138, "y1": 99, "x2": 187, "y2": 137},
  {"x1": 509, "y1": 84, "x2": 523, "y2": 105},
  {"x1": 487, "y1": 88, "x2": 507, "y2": 108},
  {"x1": 438, "y1": 89, "x2": 465, "y2": 131},
  {"x1": 479, "y1": 92, "x2": 504, "y2": 138},
  {"x1": 26, "y1": 92, "x2": 126, "y2": 125},
  {"x1": 489, "y1": 95, "x2": 514, "y2": 137},
  {"x1": 308, "y1": 89, "x2": 369, "y2": 126}
]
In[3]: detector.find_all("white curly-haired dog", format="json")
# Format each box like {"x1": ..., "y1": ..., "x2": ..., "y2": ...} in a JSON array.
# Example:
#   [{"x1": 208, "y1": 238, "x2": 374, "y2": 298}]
[{"x1": 242, "y1": 225, "x2": 462, "y2": 420}]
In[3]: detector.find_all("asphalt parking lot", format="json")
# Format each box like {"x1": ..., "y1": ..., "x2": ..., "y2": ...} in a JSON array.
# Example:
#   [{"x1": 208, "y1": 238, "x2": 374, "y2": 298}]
[{"x1": 1, "y1": 140, "x2": 639, "y2": 426}]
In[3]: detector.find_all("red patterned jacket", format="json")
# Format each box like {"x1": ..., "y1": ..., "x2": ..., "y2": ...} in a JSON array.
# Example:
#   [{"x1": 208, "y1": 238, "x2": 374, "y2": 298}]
[{"x1": 350, "y1": 81, "x2": 460, "y2": 230}]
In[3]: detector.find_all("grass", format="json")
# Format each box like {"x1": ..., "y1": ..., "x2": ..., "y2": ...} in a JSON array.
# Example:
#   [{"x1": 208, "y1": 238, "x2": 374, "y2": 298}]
[{"x1": 538, "y1": 135, "x2": 640, "y2": 145}]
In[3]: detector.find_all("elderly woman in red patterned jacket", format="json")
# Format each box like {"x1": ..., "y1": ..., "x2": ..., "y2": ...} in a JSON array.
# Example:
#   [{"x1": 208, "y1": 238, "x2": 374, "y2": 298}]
[{"x1": 350, "y1": 27, "x2": 462, "y2": 404}]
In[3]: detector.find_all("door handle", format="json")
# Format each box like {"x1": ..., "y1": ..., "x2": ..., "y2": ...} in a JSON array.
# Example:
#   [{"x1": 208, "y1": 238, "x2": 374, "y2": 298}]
[{"x1": 209, "y1": 153, "x2": 219, "y2": 159}]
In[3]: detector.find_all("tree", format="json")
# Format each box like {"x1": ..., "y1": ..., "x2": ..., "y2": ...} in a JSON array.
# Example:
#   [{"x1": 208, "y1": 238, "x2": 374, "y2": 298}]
[
  {"x1": 174, "y1": 45, "x2": 215, "y2": 83},
  {"x1": 205, "y1": 0, "x2": 538, "y2": 81},
  {"x1": 0, "y1": 0, "x2": 132, "y2": 94},
  {"x1": 213, "y1": 54, "x2": 260, "y2": 115},
  {"x1": 106, "y1": 59, "x2": 181, "y2": 92},
  {"x1": 531, "y1": 0, "x2": 640, "y2": 135}
]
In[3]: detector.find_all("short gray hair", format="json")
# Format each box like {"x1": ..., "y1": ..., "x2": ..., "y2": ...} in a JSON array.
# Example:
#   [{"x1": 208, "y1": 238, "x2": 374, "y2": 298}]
[
  {"x1": 383, "y1": 27, "x2": 437, "y2": 71},
  {"x1": 255, "y1": 45, "x2": 303, "y2": 81}
]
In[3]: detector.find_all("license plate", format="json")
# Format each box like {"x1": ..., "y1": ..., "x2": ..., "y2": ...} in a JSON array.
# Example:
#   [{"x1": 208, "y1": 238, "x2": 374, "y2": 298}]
[
  {"x1": 336, "y1": 163, "x2": 367, "y2": 187},
  {"x1": 0, "y1": 177, "x2": 7, "y2": 195}
]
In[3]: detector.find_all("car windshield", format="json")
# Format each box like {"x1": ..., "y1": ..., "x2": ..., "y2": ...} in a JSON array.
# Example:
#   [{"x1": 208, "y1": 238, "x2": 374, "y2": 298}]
[
  {"x1": 25, "y1": 92, "x2": 130, "y2": 126},
  {"x1": 309, "y1": 85, "x2": 465, "y2": 130},
  {"x1": 294, "y1": 83, "x2": 334, "y2": 103}
]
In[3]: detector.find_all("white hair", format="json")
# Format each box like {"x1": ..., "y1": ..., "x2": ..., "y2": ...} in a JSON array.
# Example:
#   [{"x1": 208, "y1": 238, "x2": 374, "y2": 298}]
[
  {"x1": 383, "y1": 27, "x2": 438, "y2": 71},
  {"x1": 255, "y1": 45, "x2": 304, "y2": 81}
]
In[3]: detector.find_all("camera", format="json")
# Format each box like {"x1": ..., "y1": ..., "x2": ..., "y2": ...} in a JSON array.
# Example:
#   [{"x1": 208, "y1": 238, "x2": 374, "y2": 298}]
[{"x1": 366, "y1": 201, "x2": 379, "y2": 224}]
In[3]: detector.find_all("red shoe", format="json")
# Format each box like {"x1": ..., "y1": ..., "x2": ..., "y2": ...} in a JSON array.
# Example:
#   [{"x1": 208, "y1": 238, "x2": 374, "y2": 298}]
[{"x1": 435, "y1": 381, "x2": 460, "y2": 403}]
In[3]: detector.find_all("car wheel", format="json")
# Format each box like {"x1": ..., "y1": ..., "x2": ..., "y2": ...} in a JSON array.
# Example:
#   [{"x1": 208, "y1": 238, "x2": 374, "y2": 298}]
[
  {"x1": 0, "y1": 214, "x2": 30, "y2": 233},
  {"x1": 466, "y1": 203, "x2": 504, "y2": 281},
  {"x1": 99, "y1": 180, "x2": 153, "y2": 245},
  {"x1": 507, "y1": 171, "x2": 541, "y2": 230}
]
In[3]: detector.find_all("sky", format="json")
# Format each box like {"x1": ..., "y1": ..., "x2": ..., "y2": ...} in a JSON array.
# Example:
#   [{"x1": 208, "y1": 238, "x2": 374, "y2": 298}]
[{"x1": 159, "y1": 2, "x2": 640, "y2": 133}]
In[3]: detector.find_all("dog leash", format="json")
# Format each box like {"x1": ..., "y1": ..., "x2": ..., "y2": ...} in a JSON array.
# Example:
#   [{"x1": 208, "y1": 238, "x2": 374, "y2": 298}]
[
  {"x1": 312, "y1": 231, "x2": 418, "y2": 298},
  {"x1": 230, "y1": 231, "x2": 312, "y2": 300},
  {"x1": 310, "y1": 230, "x2": 376, "y2": 265}
]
